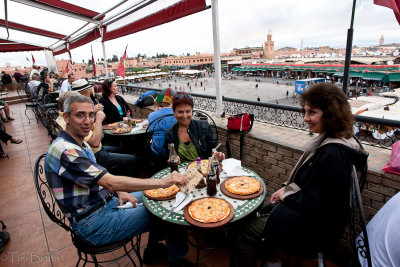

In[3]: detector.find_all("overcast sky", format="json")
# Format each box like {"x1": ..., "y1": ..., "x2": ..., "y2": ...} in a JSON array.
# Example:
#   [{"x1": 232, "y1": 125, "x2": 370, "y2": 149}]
[{"x1": 0, "y1": 0, "x2": 399, "y2": 67}]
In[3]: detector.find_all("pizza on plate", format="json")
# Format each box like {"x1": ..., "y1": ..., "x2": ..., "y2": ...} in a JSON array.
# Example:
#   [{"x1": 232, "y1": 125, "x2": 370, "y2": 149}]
[
  {"x1": 187, "y1": 159, "x2": 209, "y2": 176},
  {"x1": 225, "y1": 176, "x2": 261, "y2": 195},
  {"x1": 145, "y1": 184, "x2": 179, "y2": 199},
  {"x1": 188, "y1": 198, "x2": 230, "y2": 223},
  {"x1": 111, "y1": 126, "x2": 132, "y2": 134},
  {"x1": 103, "y1": 122, "x2": 119, "y2": 130}
]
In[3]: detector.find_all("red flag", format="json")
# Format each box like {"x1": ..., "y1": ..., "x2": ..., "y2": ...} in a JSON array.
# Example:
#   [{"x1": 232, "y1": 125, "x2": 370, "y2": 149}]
[
  {"x1": 116, "y1": 45, "x2": 128, "y2": 79},
  {"x1": 31, "y1": 53, "x2": 35, "y2": 65},
  {"x1": 65, "y1": 61, "x2": 69, "y2": 73},
  {"x1": 91, "y1": 46, "x2": 96, "y2": 77},
  {"x1": 374, "y1": 0, "x2": 400, "y2": 25}
]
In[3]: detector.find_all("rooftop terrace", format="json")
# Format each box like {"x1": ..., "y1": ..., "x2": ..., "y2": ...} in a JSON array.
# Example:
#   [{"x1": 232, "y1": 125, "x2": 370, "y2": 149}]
[{"x1": 0, "y1": 88, "x2": 398, "y2": 266}]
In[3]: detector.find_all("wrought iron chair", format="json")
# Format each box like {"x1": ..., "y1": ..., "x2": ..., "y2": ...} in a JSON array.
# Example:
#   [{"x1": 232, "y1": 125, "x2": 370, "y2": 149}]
[
  {"x1": 146, "y1": 113, "x2": 177, "y2": 173},
  {"x1": 192, "y1": 109, "x2": 219, "y2": 141},
  {"x1": 43, "y1": 108, "x2": 60, "y2": 142},
  {"x1": 349, "y1": 137, "x2": 372, "y2": 267},
  {"x1": 33, "y1": 154, "x2": 143, "y2": 267}
]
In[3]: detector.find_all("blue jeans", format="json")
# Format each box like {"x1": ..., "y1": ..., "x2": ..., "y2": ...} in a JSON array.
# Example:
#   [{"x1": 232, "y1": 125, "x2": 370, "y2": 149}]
[
  {"x1": 95, "y1": 146, "x2": 137, "y2": 176},
  {"x1": 71, "y1": 192, "x2": 188, "y2": 261}
]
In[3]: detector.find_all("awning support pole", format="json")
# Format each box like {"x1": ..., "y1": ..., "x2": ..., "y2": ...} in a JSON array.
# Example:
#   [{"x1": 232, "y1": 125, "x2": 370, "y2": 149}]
[
  {"x1": 100, "y1": 27, "x2": 108, "y2": 78},
  {"x1": 211, "y1": 0, "x2": 223, "y2": 116},
  {"x1": 343, "y1": 0, "x2": 357, "y2": 96}
]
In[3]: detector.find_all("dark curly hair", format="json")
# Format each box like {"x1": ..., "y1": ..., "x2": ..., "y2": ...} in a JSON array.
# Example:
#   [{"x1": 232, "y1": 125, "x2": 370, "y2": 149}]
[
  {"x1": 300, "y1": 83, "x2": 354, "y2": 139},
  {"x1": 172, "y1": 92, "x2": 194, "y2": 111},
  {"x1": 101, "y1": 78, "x2": 115, "y2": 97}
]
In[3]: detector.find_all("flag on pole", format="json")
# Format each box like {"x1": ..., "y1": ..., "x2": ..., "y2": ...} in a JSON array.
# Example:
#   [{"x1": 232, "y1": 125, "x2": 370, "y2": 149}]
[
  {"x1": 374, "y1": 0, "x2": 400, "y2": 25},
  {"x1": 31, "y1": 53, "x2": 35, "y2": 65},
  {"x1": 116, "y1": 45, "x2": 128, "y2": 79},
  {"x1": 91, "y1": 46, "x2": 96, "y2": 77},
  {"x1": 65, "y1": 61, "x2": 70, "y2": 73},
  {"x1": 26, "y1": 56, "x2": 30, "y2": 63}
]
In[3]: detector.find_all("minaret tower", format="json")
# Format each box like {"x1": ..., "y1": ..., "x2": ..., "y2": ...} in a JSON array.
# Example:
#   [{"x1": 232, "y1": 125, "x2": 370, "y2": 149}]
[
  {"x1": 264, "y1": 31, "x2": 275, "y2": 59},
  {"x1": 379, "y1": 35, "x2": 384, "y2": 46}
]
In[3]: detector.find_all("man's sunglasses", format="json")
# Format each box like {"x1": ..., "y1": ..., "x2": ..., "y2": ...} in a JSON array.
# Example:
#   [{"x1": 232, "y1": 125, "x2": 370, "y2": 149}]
[{"x1": 174, "y1": 93, "x2": 193, "y2": 101}]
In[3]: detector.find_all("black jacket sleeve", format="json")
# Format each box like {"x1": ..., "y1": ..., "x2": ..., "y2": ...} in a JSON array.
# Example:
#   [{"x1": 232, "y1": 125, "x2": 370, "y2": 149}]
[{"x1": 282, "y1": 145, "x2": 352, "y2": 218}]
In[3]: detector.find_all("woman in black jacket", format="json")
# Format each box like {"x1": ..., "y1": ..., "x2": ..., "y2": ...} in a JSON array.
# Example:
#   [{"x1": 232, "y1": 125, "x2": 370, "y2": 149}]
[
  {"x1": 99, "y1": 79, "x2": 132, "y2": 125},
  {"x1": 164, "y1": 92, "x2": 224, "y2": 162},
  {"x1": 230, "y1": 83, "x2": 368, "y2": 267}
]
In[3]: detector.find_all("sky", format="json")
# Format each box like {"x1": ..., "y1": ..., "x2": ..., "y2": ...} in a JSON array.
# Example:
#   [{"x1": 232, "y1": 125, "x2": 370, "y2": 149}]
[{"x1": 0, "y1": 0, "x2": 399, "y2": 67}]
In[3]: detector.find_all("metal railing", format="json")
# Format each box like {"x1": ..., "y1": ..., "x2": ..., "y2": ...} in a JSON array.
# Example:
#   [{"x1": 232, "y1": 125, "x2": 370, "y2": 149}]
[{"x1": 104, "y1": 83, "x2": 400, "y2": 149}]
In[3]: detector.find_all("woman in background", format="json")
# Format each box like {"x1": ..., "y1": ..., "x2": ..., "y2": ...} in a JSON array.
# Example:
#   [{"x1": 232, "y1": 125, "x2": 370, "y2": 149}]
[{"x1": 99, "y1": 79, "x2": 132, "y2": 125}]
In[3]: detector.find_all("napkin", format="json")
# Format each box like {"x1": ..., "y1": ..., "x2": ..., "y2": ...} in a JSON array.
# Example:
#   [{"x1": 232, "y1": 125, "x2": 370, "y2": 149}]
[
  {"x1": 221, "y1": 158, "x2": 254, "y2": 177},
  {"x1": 173, "y1": 192, "x2": 193, "y2": 212}
]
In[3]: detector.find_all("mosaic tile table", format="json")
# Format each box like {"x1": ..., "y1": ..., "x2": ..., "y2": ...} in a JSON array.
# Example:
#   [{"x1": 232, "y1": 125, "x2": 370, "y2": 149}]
[{"x1": 143, "y1": 162, "x2": 267, "y2": 226}]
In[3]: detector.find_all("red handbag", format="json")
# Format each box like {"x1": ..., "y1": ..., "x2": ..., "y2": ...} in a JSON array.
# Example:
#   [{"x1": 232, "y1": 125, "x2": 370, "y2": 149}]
[{"x1": 227, "y1": 113, "x2": 251, "y2": 131}]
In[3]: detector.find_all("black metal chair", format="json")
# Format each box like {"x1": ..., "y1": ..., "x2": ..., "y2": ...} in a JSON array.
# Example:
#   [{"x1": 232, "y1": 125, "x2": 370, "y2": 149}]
[
  {"x1": 349, "y1": 137, "x2": 372, "y2": 267},
  {"x1": 192, "y1": 109, "x2": 219, "y2": 141},
  {"x1": 33, "y1": 154, "x2": 143, "y2": 267},
  {"x1": 146, "y1": 113, "x2": 177, "y2": 156}
]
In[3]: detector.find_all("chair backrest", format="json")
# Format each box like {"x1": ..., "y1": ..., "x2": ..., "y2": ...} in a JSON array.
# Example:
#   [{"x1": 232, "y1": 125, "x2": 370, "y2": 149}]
[
  {"x1": 349, "y1": 136, "x2": 372, "y2": 267},
  {"x1": 33, "y1": 154, "x2": 71, "y2": 233},
  {"x1": 146, "y1": 113, "x2": 176, "y2": 155},
  {"x1": 192, "y1": 109, "x2": 219, "y2": 141}
]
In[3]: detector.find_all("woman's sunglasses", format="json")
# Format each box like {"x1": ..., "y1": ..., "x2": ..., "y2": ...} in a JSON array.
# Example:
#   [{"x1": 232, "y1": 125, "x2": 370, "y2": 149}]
[{"x1": 174, "y1": 93, "x2": 193, "y2": 101}]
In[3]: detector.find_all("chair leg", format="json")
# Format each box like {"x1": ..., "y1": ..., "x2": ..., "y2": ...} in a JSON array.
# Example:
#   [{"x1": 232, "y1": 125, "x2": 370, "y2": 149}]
[
  {"x1": 124, "y1": 243, "x2": 137, "y2": 267},
  {"x1": 91, "y1": 254, "x2": 99, "y2": 267},
  {"x1": 24, "y1": 108, "x2": 31, "y2": 124}
]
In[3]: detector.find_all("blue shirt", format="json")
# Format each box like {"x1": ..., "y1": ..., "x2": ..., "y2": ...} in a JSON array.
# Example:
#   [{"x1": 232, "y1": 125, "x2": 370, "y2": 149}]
[
  {"x1": 45, "y1": 130, "x2": 109, "y2": 217},
  {"x1": 116, "y1": 104, "x2": 123, "y2": 116},
  {"x1": 148, "y1": 107, "x2": 176, "y2": 155}
]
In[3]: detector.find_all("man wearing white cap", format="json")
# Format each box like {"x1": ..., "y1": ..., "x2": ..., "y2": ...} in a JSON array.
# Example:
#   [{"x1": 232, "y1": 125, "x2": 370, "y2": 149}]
[{"x1": 56, "y1": 79, "x2": 137, "y2": 176}]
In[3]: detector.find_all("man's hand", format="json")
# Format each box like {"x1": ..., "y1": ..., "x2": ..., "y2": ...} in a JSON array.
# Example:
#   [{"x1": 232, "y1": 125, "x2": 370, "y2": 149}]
[
  {"x1": 162, "y1": 171, "x2": 188, "y2": 187},
  {"x1": 116, "y1": 192, "x2": 138, "y2": 207},
  {"x1": 269, "y1": 187, "x2": 285, "y2": 204},
  {"x1": 96, "y1": 110, "x2": 106, "y2": 123}
]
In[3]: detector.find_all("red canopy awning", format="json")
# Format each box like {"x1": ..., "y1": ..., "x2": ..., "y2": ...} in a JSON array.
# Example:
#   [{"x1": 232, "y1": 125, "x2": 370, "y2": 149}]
[
  {"x1": 103, "y1": 0, "x2": 207, "y2": 41},
  {"x1": 1, "y1": 0, "x2": 209, "y2": 54},
  {"x1": 0, "y1": 38, "x2": 45, "y2": 52},
  {"x1": 0, "y1": 19, "x2": 66, "y2": 39}
]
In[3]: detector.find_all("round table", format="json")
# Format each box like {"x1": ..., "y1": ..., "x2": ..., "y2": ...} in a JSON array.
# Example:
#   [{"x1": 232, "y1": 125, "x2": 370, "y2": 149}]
[
  {"x1": 143, "y1": 162, "x2": 266, "y2": 226},
  {"x1": 103, "y1": 119, "x2": 148, "y2": 136}
]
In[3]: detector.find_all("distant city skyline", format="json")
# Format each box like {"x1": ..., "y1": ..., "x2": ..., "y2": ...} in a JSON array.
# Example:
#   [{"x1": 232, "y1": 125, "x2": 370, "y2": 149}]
[{"x1": 0, "y1": 0, "x2": 399, "y2": 67}]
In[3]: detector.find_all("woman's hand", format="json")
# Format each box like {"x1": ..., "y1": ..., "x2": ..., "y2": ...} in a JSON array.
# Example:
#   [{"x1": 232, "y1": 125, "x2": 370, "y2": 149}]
[
  {"x1": 215, "y1": 152, "x2": 225, "y2": 161},
  {"x1": 116, "y1": 192, "x2": 138, "y2": 207},
  {"x1": 269, "y1": 187, "x2": 286, "y2": 204}
]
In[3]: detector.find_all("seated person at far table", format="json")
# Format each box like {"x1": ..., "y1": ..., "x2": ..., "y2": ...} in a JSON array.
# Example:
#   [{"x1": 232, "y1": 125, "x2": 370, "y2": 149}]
[
  {"x1": 230, "y1": 83, "x2": 368, "y2": 267},
  {"x1": 164, "y1": 92, "x2": 224, "y2": 163},
  {"x1": 0, "y1": 100, "x2": 15, "y2": 121},
  {"x1": 45, "y1": 94, "x2": 193, "y2": 266},
  {"x1": 147, "y1": 88, "x2": 177, "y2": 171},
  {"x1": 56, "y1": 80, "x2": 137, "y2": 177},
  {"x1": 99, "y1": 78, "x2": 132, "y2": 125},
  {"x1": 27, "y1": 73, "x2": 41, "y2": 96},
  {"x1": 358, "y1": 191, "x2": 400, "y2": 267}
]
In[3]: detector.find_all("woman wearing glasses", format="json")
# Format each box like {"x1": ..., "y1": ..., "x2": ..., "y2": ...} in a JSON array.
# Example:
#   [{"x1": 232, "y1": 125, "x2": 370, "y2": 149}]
[
  {"x1": 99, "y1": 79, "x2": 132, "y2": 125},
  {"x1": 164, "y1": 92, "x2": 224, "y2": 163}
]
